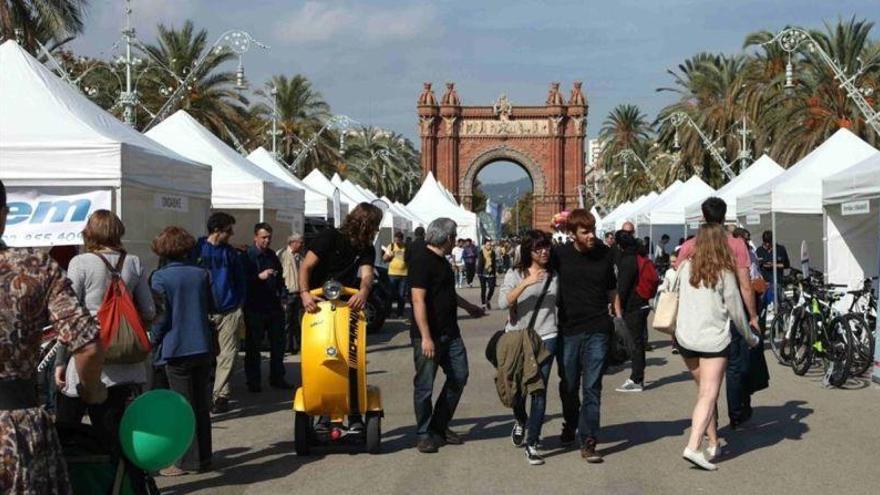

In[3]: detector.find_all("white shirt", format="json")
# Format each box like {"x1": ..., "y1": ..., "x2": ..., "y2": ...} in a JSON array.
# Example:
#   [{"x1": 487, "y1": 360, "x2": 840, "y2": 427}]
[{"x1": 452, "y1": 246, "x2": 465, "y2": 265}]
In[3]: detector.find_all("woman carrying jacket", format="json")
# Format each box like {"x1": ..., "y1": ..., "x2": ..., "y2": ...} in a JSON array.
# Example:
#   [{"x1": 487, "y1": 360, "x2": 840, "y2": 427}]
[
  {"x1": 497, "y1": 230, "x2": 558, "y2": 465},
  {"x1": 675, "y1": 224, "x2": 758, "y2": 471},
  {"x1": 477, "y1": 238, "x2": 498, "y2": 309},
  {"x1": 150, "y1": 226, "x2": 216, "y2": 476}
]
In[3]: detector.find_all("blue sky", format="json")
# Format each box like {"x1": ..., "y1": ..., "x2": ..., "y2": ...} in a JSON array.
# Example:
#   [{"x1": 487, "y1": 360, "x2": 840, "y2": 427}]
[{"x1": 70, "y1": 0, "x2": 876, "y2": 184}]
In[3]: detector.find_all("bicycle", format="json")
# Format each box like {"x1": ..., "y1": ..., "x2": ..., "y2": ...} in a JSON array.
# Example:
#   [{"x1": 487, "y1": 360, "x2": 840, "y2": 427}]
[
  {"x1": 767, "y1": 272, "x2": 801, "y2": 366},
  {"x1": 841, "y1": 277, "x2": 877, "y2": 377}
]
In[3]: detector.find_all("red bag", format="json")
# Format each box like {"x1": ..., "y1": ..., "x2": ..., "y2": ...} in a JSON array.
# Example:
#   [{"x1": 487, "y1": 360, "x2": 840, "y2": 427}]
[
  {"x1": 94, "y1": 252, "x2": 151, "y2": 364},
  {"x1": 635, "y1": 254, "x2": 660, "y2": 301}
]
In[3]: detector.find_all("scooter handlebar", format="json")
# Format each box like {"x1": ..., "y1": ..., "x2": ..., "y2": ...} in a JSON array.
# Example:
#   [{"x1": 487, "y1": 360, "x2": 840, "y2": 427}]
[{"x1": 308, "y1": 286, "x2": 359, "y2": 297}]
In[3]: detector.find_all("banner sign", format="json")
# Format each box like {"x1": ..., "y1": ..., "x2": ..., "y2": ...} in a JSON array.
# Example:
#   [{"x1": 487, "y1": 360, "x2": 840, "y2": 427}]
[
  {"x1": 841, "y1": 200, "x2": 870, "y2": 216},
  {"x1": 746, "y1": 214, "x2": 761, "y2": 225},
  {"x1": 2, "y1": 189, "x2": 111, "y2": 247},
  {"x1": 687, "y1": 222, "x2": 700, "y2": 230},
  {"x1": 154, "y1": 193, "x2": 189, "y2": 212}
]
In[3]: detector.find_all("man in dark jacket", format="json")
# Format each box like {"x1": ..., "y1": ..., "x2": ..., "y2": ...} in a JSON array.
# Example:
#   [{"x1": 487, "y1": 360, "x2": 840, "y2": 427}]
[
  {"x1": 194, "y1": 212, "x2": 247, "y2": 413},
  {"x1": 243, "y1": 222, "x2": 290, "y2": 392},
  {"x1": 613, "y1": 230, "x2": 649, "y2": 393}
]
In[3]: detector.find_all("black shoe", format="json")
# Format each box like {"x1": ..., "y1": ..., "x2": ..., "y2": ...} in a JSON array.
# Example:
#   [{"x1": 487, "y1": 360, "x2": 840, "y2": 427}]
[
  {"x1": 486, "y1": 301, "x2": 492, "y2": 310},
  {"x1": 511, "y1": 422, "x2": 525, "y2": 447},
  {"x1": 211, "y1": 397, "x2": 230, "y2": 414},
  {"x1": 645, "y1": 343, "x2": 655, "y2": 352},
  {"x1": 417, "y1": 436, "x2": 440, "y2": 453},
  {"x1": 580, "y1": 437, "x2": 603, "y2": 464},
  {"x1": 442, "y1": 428, "x2": 464, "y2": 445},
  {"x1": 269, "y1": 379, "x2": 295, "y2": 390},
  {"x1": 671, "y1": 348, "x2": 680, "y2": 355},
  {"x1": 247, "y1": 383, "x2": 262, "y2": 393},
  {"x1": 525, "y1": 444, "x2": 545, "y2": 465},
  {"x1": 560, "y1": 423, "x2": 576, "y2": 446}
]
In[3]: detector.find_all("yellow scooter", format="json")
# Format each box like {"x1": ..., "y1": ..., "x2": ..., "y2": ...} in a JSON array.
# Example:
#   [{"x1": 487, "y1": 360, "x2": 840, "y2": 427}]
[{"x1": 293, "y1": 280, "x2": 383, "y2": 455}]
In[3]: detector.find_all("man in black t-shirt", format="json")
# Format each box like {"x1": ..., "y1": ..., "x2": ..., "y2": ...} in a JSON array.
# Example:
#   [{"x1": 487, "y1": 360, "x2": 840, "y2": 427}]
[
  {"x1": 553, "y1": 209, "x2": 622, "y2": 464},
  {"x1": 299, "y1": 203, "x2": 382, "y2": 313},
  {"x1": 409, "y1": 218, "x2": 485, "y2": 454}
]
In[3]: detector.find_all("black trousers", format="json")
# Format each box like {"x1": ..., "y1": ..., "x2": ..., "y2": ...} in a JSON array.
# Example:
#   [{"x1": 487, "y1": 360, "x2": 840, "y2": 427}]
[
  {"x1": 154, "y1": 354, "x2": 213, "y2": 471},
  {"x1": 465, "y1": 262, "x2": 476, "y2": 285},
  {"x1": 285, "y1": 295, "x2": 302, "y2": 353},
  {"x1": 622, "y1": 307, "x2": 649, "y2": 384},
  {"x1": 56, "y1": 384, "x2": 138, "y2": 454},
  {"x1": 479, "y1": 275, "x2": 496, "y2": 305}
]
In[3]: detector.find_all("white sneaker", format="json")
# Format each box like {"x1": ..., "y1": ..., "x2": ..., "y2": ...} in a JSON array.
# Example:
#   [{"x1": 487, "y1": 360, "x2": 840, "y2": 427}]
[
  {"x1": 525, "y1": 444, "x2": 545, "y2": 465},
  {"x1": 704, "y1": 443, "x2": 721, "y2": 460},
  {"x1": 683, "y1": 447, "x2": 717, "y2": 471},
  {"x1": 615, "y1": 379, "x2": 644, "y2": 392}
]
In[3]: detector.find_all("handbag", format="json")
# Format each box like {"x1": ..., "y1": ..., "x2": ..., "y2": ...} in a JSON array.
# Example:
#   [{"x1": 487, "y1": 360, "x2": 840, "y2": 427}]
[
  {"x1": 652, "y1": 263, "x2": 682, "y2": 336},
  {"x1": 751, "y1": 276, "x2": 768, "y2": 295},
  {"x1": 486, "y1": 272, "x2": 553, "y2": 367}
]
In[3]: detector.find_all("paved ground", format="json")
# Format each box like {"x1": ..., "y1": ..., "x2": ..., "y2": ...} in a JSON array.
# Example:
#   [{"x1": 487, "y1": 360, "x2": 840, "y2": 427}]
[{"x1": 158, "y1": 287, "x2": 880, "y2": 495}]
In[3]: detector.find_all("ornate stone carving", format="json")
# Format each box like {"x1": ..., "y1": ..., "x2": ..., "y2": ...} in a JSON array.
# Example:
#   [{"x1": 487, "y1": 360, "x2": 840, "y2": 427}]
[
  {"x1": 546, "y1": 82, "x2": 565, "y2": 105},
  {"x1": 441, "y1": 82, "x2": 460, "y2": 106},
  {"x1": 443, "y1": 116, "x2": 457, "y2": 135},
  {"x1": 549, "y1": 116, "x2": 565, "y2": 134},
  {"x1": 418, "y1": 82, "x2": 437, "y2": 106},
  {"x1": 568, "y1": 81, "x2": 586, "y2": 106},
  {"x1": 571, "y1": 116, "x2": 585, "y2": 135},
  {"x1": 493, "y1": 93, "x2": 512, "y2": 117},
  {"x1": 460, "y1": 118, "x2": 550, "y2": 136},
  {"x1": 419, "y1": 116, "x2": 435, "y2": 136}
]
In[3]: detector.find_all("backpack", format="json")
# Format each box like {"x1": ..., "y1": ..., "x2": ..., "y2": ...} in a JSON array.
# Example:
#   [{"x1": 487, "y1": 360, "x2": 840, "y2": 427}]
[
  {"x1": 635, "y1": 254, "x2": 660, "y2": 301},
  {"x1": 94, "y1": 252, "x2": 152, "y2": 364}
]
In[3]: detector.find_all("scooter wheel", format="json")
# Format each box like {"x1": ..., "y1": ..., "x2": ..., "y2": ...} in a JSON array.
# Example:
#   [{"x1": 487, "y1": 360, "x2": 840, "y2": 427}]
[
  {"x1": 294, "y1": 412, "x2": 312, "y2": 456},
  {"x1": 365, "y1": 413, "x2": 381, "y2": 454}
]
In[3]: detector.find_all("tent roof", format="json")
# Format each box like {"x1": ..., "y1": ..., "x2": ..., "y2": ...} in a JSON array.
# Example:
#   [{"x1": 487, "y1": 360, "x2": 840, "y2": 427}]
[
  {"x1": 640, "y1": 175, "x2": 714, "y2": 225},
  {"x1": 685, "y1": 154, "x2": 784, "y2": 222},
  {"x1": 247, "y1": 147, "x2": 332, "y2": 217},
  {"x1": 738, "y1": 128, "x2": 878, "y2": 215},
  {"x1": 823, "y1": 152, "x2": 880, "y2": 205},
  {"x1": 0, "y1": 40, "x2": 210, "y2": 196},
  {"x1": 407, "y1": 172, "x2": 479, "y2": 239},
  {"x1": 302, "y1": 169, "x2": 359, "y2": 207},
  {"x1": 147, "y1": 111, "x2": 303, "y2": 211},
  {"x1": 629, "y1": 182, "x2": 684, "y2": 222},
  {"x1": 601, "y1": 201, "x2": 634, "y2": 228}
]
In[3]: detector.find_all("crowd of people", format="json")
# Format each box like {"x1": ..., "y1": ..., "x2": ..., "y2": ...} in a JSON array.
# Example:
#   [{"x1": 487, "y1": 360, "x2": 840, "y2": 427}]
[{"x1": 1, "y1": 170, "x2": 788, "y2": 493}]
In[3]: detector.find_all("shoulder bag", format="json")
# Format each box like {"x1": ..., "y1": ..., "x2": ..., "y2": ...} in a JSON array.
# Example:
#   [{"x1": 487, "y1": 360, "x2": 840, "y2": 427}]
[{"x1": 652, "y1": 262, "x2": 682, "y2": 336}]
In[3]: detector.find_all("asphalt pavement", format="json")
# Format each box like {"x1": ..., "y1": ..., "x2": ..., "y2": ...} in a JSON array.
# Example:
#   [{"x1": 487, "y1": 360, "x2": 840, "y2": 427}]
[{"x1": 158, "y1": 287, "x2": 880, "y2": 495}]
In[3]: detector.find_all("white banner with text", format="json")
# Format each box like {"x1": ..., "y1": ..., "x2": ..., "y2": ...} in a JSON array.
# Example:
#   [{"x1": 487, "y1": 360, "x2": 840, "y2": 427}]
[{"x1": 2, "y1": 189, "x2": 111, "y2": 247}]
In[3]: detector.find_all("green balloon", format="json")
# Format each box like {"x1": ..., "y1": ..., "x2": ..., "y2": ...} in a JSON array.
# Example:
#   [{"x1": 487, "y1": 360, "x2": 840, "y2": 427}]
[{"x1": 119, "y1": 390, "x2": 195, "y2": 471}]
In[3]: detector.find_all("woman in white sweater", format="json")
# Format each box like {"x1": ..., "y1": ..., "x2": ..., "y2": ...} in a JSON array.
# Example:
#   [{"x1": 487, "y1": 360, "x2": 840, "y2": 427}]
[{"x1": 675, "y1": 224, "x2": 758, "y2": 471}]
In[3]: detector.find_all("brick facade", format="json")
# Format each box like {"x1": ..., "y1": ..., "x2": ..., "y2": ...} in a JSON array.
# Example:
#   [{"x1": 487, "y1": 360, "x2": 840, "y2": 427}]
[{"x1": 417, "y1": 82, "x2": 588, "y2": 231}]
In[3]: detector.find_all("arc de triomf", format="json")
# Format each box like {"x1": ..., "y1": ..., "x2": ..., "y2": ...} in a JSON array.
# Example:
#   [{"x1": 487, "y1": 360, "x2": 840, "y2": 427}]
[{"x1": 417, "y1": 81, "x2": 587, "y2": 230}]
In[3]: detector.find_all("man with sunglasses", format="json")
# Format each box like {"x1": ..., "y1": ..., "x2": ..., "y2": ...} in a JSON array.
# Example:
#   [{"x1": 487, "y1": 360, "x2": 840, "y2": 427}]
[{"x1": 194, "y1": 212, "x2": 247, "y2": 414}]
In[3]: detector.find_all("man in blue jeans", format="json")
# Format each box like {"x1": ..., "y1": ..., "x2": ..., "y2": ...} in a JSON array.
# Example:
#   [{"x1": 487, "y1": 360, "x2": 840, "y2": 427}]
[
  {"x1": 243, "y1": 222, "x2": 291, "y2": 392},
  {"x1": 409, "y1": 218, "x2": 486, "y2": 453},
  {"x1": 553, "y1": 209, "x2": 622, "y2": 463}
]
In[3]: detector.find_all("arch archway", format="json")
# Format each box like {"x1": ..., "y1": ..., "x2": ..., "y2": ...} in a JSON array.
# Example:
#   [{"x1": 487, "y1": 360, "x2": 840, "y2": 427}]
[{"x1": 417, "y1": 81, "x2": 588, "y2": 230}]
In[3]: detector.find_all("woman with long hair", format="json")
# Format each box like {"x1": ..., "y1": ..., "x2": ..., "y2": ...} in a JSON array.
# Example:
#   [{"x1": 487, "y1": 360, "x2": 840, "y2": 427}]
[
  {"x1": 497, "y1": 230, "x2": 558, "y2": 465},
  {"x1": 55, "y1": 210, "x2": 155, "y2": 444},
  {"x1": 675, "y1": 224, "x2": 758, "y2": 471}
]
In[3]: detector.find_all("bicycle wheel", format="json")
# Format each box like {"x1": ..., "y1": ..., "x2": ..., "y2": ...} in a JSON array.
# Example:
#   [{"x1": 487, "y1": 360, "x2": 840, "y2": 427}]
[
  {"x1": 769, "y1": 309, "x2": 792, "y2": 366},
  {"x1": 824, "y1": 317, "x2": 852, "y2": 387},
  {"x1": 790, "y1": 310, "x2": 815, "y2": 376},
  {"x1": 843, "y1": 313, "x2": 874, "y2": 377}
]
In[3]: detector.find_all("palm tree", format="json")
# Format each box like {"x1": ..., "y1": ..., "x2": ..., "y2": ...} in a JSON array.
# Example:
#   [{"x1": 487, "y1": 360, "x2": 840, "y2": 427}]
[
  {"x1": 341, "y1": 126, "x2": 420, "y2": 202},
  {"x1": 0, "y1": 0, "x2": 87, "y2": 54},
  {"x1": 252, "y1": 74, "x2": 337, "y2": 175},
  {"x1": 138, "y1": 20, "x2": 250, "y2": 141}
]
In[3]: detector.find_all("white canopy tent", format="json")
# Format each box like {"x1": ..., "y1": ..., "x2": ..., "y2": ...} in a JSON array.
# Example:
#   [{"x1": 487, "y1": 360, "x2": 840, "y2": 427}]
[
  {"x1": 627, "y1": 181, "x2": 684, "y2": 238},
  {"x1": 602, "y1": 193, "x2": 660, "y2": 234},
  {"x1": 636, "y1": 176, "x2": 714, "y2": 248},
  {"x1": 684, "y1": 154, "x2": 784, "y2": 236},
  {"x1": 329, "y1": 174, "x2": 408, "y2": 233},
  {"x1": 599, "y1": 200, "x2": 634, "y2": 235},
  {"x1": 0, "y1": 40, "x2": 211, "y2": 268},
  {"x1": 737, "y1": 128, "x2": 878, "y2": 273},
  {"x1": 147, "y1": 110, "x2": 305, "y2": 245},
  {"x1": 407, "y1": 172, "x2": 480, "y2": 241},
  {"x1": 247, "y1": 147, "x2": 334, "y2": 222},
  {"x1": 303, "y1": 169, "x2": 357, "y2": 225},
  {"x1": 394, "y1": 201, "x2": 428, "y2": 229},
  {"x1": 822, "y1": 152, "x2": 880, "y2": 289}
]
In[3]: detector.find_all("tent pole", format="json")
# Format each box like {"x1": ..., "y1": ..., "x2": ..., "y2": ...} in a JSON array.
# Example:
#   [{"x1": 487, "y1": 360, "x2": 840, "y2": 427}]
[
  {"x1": 771, "y1": 212, "x2": 778, "y2": 310},
  {"x1": 114, "y1": 187, "x2": 123, "y2": 220}
]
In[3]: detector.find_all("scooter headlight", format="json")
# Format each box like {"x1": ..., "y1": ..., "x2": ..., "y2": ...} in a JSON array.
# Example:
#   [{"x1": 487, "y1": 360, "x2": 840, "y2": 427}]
[{"x1": 323, "y1": 280, "x2": 343, "y2": 301}]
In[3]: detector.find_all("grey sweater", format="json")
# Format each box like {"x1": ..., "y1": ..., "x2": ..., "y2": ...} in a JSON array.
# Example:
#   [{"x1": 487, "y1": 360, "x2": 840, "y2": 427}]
[
  {"x1": 498, "y1": 269, "x2": 558, "y2": 340},
  {"x1": 674, "y1": 261, "x2": 757, "y2": 353}
]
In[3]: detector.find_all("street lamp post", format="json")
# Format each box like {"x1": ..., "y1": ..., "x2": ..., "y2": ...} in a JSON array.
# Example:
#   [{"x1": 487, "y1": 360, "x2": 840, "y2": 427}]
[
  {"x1": 268, "y1": 85, "x2": 283, "y2": 159},
  {"x1": 766, "y1": 27, "x2": 880, "y2": 137},
  {"x1": 614, "y1": 149, "x2": 663, "y2": 188},
  {"x1": 667, "y1": 111, "x2": 738, "y2": 181},
  {"x1": 288, "y1": 115, "x2": 358, "y2": 174}
]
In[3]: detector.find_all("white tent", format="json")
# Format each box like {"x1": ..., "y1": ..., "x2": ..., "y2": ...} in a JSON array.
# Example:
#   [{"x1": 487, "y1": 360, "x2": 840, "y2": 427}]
[
  {"x1": 247, "y1": 147, "x2": 334, "y2": 221},
  {"x1": 303, "y1": 169, "x2": 359, "y2": 226},
  {"x1": 603, "y1": 193, "x2": 661, "y2": 234},
  {"x1": 407, "y1": 172, "x2": 480, "y2": 241},
  {"x1": 329, "y1": 174, "x2": 407, "y2": 232},
  {"x1": 628, "y1": 181, "x2": 684, "y2": 235},
  {"x1": 147, "y1": 110, "x2": 305, "y2": 245},
  {"x1": 0, "y1": 40, "x2": 211, "y2": 268},
  {"x1": 599, "y1": 200, "x2": 634, "y2": 234},
  {"x1": 684, "y1": 154, "x2": 784, "y2": 236},
  {"x1": 737, "y1": 128, "x2": 878, "y2": 272},
  {"x1": 636, "y1": 176, "x2": 714, "y2": 247},
  {"x1": 394, "y1": 201, "x2": 428, "y2": 229},
  {"x1": 823, "y1": 152, "x2": 880, "y2": 288}
]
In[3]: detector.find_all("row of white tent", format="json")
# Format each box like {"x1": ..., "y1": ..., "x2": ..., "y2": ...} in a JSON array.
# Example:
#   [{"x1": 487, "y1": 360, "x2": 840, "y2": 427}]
[
  {"x1": 0, "y1": 39, "x2": 464, "y2": 268},
  {"x1": 600, "y1": 127, "x2": 880, "y2": 290}
]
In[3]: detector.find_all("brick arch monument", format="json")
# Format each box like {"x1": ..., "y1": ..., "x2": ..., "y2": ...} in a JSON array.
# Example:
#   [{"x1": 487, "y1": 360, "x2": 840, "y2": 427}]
[{"x1": 417, "y1": 81, "x2": 587, "y2": 230}]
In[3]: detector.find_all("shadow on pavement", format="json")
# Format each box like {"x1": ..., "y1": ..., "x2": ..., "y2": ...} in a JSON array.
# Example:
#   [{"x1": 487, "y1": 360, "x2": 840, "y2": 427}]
[
  {"x1": 647, "y1": 370, "x2": 693, "y2": 390},
  {"x1": 720, "y1": 400, "x2": 813, "y2": 461},
  {"x1": 158, "y1": 441, "x2": 321, "y2": 495}
]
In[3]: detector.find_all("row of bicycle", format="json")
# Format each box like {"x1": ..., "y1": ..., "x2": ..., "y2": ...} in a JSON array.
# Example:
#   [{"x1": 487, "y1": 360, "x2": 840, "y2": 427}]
[{"x1": 766, "y1": 271, "x2": 877, "y2": 387}]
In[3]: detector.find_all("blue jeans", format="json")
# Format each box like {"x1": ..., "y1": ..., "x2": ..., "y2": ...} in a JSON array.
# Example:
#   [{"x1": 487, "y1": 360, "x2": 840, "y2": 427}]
[
  {"x1": 389, "y1": 275, "x2": 407, "y2": 317},
  {"x1": 244, "y1": 309, "x2": 286, "y2": 386},
  {"x1": 412, "y1": 336, "x2": 469, "y2": 439},
  {"x1": 557, "y1": 331, "x2": 609, "y2": 444},
  {"x1": 513, "y1": 337, "x2": 557, "y2": 446}
]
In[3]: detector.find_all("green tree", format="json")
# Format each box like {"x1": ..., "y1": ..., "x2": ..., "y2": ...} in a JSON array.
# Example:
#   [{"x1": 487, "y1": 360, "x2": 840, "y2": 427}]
[
  {"x1": 0, "y1": 0, "x2": 88, "y2": 54},
  {"x1": 341, "y1": 126, "x2": 421, "y2": 202}
]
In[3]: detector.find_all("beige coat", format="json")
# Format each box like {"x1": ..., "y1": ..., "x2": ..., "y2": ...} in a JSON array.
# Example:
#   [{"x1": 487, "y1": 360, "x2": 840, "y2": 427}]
[{"x1": 494, "y1": 328, "x2": 552, "y2": 408}]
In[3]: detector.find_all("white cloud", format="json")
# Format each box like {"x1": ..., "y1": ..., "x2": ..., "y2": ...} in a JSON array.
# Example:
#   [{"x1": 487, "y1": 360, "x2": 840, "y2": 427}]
[
  {"x1": 97, "y1": 0, "x2": 200, "y2": 33},
  {"x1": 274, "y1": 1, "x2": 437, "y2": 44}
]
